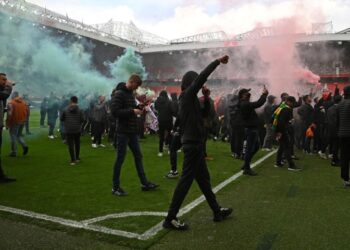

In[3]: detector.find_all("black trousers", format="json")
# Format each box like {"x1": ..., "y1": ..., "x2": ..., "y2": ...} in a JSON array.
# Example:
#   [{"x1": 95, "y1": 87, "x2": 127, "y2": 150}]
[
  {"x1": 329, "y1": 135, "x2": 339, "y2": 163},
  {"x1": 340, "y1": 137, "x2": 350, "y2": 181},
  {"x1": 169, "y1": 134, "x2": 182, "y2": 172},
  {"x1": 231, "y1": 125, "x2": 245, "y2": 157},
  {"x1": 166, "y1": 143, "x2": 220, "y2": 221},
  {"x1": 92, "y1": 121, "x2": 104, "y2": 145},
  {"x1": 277, "y1": 133, "x2": 295, "y2": 168},
  {"x1": 66, "y1": 133, "x2": 80, "y2": 162},
  {"x1": 40, "y1": 110, "x2": 46, "y2": 126},
  {"x1": 158, "y1": 122, "x2": 172, "y2": 153}
]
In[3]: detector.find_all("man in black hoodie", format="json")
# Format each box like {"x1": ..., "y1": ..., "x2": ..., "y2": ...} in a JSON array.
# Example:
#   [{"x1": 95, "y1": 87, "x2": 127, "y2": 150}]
[
  {"x1": 163, "y1": 56, "x2": 232, "y2": 231},
  {"x1": 239, "y1": 87, "x2": 268, "y2": 176},
  {"x1": 111, "y1": 74, "x2": 159, "y2": 196},
  {"x1": 60, "y1": 96, "x2": 84, "y2": 165}
]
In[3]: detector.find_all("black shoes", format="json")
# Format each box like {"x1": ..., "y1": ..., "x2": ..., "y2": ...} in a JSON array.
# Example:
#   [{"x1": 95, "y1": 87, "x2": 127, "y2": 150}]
[
  {"x1": 165, "y1": 170, "x2": 179, "y2": 179},
  {"x1": 112, "y1": 187, "x2": 128, "y2": 196},
  {"x1": 141, "y1": 182, "x2": 159, "y2": 191},
  {"x1": 275, "y1": 163, "x2": 284, "y2": 168},
  {"x1": 23, "y1": 146, "x2": 29, "y2": 156},
  {"x1": 163, "y1": 218, "x2": 189, "y2": 230},
  {"x1": 214, "y1": 207, "x2": 233, "y2": 222},
  {"x1": 243, "y1": 169, "x2": 258, "y2": 176},
  {"x1": 0, "y1": 176, "x2": 16, "y2": 183}
]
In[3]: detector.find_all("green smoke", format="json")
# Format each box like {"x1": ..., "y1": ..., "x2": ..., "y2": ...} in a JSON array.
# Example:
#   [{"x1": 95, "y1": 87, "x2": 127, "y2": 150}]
[
  {"x1": 0, "y1": 12, "x2": 147, "y2": 97},
  {"x1": 108, "y1": 48, "x2": 147, "y2": 83}
]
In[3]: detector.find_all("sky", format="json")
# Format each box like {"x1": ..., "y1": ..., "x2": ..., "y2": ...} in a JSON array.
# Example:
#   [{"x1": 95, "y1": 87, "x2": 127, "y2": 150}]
[{"x1": 27, "y1": 0, "x2": 350, "y2": 40}]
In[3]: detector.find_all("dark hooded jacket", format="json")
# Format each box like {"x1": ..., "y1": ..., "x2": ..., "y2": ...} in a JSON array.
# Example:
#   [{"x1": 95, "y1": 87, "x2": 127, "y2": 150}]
[
  {"x1": 60, "y1": 104, "x2": 84, "y2": 134},
  {"x1": 178, "y1": 59, "x2": 220, "y2": 144},
  {"x1": 155, "y1": 91, "x2": 173, "y2": 125},
  {"x1": 239, "y1": 94, "x2": 268, "y2": 128},
  {"x1": 110, "y1": 82, "x2": 139, "y2": 134}
]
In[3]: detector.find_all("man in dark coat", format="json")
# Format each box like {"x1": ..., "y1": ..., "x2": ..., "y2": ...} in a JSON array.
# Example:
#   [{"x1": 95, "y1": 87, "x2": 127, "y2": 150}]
[
  {"x1": 60, "y1": 96, "x2": 84, "y2": 165},
  {"x1": 155, "y1": 90, "x2": 173, "y2": 156},
  {"x1": 239, "y1": 86, "x2": 268, "y2": 176},
  {"x1": 0, "y1": 73, "x2": 15, "y2": 183},
  {"x1": 262, "y1": 95, "x2": 277, "y2": 151},
  {"x1": 336, "y1": 86, "x2": 350, "y2": 187},
  {"x1": 111, "y1": 74, "x2": 159, "y2": 196},
  {"x1": 327, "y1": 95, "x2": 342, "y2": 166},
  {"x1": 163, "y1": 56, "x2": 232, "y2": 231}
]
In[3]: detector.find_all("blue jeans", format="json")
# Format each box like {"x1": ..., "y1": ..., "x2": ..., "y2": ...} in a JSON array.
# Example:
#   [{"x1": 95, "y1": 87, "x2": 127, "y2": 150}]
[
  {"x1": 112, "y1": 133, "x2": 148, "y2": 189},
  {"x1": 243, "y1": 128, "x2": 260, "y2": 170},
  {"x1": 9, "y1": 124, "x2": 27, "y2": 154}
]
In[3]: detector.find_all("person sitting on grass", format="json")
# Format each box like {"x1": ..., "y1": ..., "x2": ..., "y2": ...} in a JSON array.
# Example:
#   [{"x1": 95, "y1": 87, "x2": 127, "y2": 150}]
[
  {"x1": 111, "y1": 74, "x2": 159, "y2": 196},
  {"x1": 60, "y1": 96, "x2": 84, "y2": 166},
  {"x1": 163, "y1": 55, "x2": 232, "y2": 231}
]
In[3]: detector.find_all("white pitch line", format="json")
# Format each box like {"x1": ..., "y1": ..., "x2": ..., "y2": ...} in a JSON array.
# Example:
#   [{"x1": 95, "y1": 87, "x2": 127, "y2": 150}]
[
  {"x1": 0, "y1": 150, "x2": 276, "y2": 240},
  {"x1": 81, "y1": 211, "x2": 167, "y2": 225}
]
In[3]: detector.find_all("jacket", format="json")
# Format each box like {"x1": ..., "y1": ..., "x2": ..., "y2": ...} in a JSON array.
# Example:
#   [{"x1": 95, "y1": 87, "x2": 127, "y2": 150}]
[
  {"x1": 91, "y1": 102, "x2": 107, "y2": 123},
  {"x1": 179, "y1": 60, "x2": 220, "y2": 144},
  {"x1": 337, "y1": 99, "x2": 350, "y2": 137},
  {"x1": 111, "y1": 82, "x2": 139, "y2": 134},
  {"x1": 60, "y1": 104, "x2": 84, "y2": 134},
  {"x1": 275, "y1": 105, "x2": 293, "y2": 134},
  {"x1": 155, "y1": 92, "x2": 173, "y2": 125},
  {"x1": 6, "y1": 97, "x2": 28, "y2": 128},
  {"x1": 298, "y1": 103, "x2": 314, "y2": 126},
  {"x1": 263, "y1": 102, "x2": 275, "y2": 125},
  {"x1": 0, "y1": 84, "x2": 12, "y2": 127},
  {"x1": 239, "y1": 94, "x2": 268, "y2": 129}
]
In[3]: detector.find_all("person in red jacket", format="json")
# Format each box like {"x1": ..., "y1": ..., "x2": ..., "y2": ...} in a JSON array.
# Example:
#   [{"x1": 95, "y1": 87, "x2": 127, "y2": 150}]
[{"x1": 6, "y1": 92, "x2": 29, "y2": 157}]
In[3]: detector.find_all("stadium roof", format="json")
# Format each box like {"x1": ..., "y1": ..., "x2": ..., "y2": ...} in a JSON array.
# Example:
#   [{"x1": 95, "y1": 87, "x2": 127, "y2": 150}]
[{"x1": 1, "y1": 0, "x2": 350, "y2": 53}]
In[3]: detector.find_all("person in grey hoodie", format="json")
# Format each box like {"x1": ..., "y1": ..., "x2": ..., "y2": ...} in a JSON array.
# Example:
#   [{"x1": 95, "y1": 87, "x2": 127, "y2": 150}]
[
  {"x1": 60, "y1": 96, "x2": 84, "y2": 165},
  {"x1": 91, "y1": 95, "x2": 107, "y2": 148}
]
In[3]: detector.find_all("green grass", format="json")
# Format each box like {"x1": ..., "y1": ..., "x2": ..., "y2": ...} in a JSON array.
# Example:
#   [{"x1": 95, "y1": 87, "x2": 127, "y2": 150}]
[
  {"x1": 0, "y1": 110, "x2": 250, "y2": 220},
  {"x1": 1, "y1": 109, "x2": 262, "y2": 249},
  {"x1": 152, "y1": 153, "x2": 350, "y2": 250},
  {"x1": 2, "y1": 110, "x2": 349, "y2": 250}
]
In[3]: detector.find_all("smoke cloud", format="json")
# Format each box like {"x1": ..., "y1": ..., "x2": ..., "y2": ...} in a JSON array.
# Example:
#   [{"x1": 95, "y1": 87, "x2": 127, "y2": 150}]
[{"x1": 0, "y1": 13, "x2": 147, "y2": 98}]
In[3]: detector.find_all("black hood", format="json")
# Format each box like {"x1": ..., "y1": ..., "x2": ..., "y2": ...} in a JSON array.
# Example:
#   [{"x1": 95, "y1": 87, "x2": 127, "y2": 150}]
[{"x1": 181, "y1": 71, "x2": 198, "y2": 91}]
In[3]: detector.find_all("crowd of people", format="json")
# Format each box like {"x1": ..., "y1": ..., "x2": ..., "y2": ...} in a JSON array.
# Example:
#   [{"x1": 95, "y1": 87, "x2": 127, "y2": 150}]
[{"x1": 1, "y1": 54, "x2": 350, "y2": 230}]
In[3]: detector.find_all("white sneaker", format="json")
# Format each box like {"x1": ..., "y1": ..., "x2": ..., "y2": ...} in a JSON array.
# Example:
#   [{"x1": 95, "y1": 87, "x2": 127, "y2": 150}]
[
  {"x1": 48, "y1": 135, "x2": 54, "y2": 139},
  {"x1": 158, "y1": 152, "x2": 163, "y2": 157},
  {"x1": 262, "y1": 148, "x2": 272, "y2": 152},
  {"x1": 177, "y1": 149, "x2": 182, "y2": 153},
  {"x1": 99, "y1": 144, "x2": 106, "y2": 148},
  {"x1": 92, "y1": 144, "x2": 98, "y2": 148},
  {"x1": 318, "y1": 151, "x2": 327, "y2": 159}
]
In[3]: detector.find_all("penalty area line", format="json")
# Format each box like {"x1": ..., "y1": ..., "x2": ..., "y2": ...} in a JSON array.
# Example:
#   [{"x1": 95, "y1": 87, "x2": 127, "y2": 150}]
[{"x1": 0, "y1": 150, "x2": 276, "y2": 240}]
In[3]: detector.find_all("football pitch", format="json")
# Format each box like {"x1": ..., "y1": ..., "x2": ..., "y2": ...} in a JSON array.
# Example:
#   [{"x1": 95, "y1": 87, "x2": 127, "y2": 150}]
[{"x1": 1, "y1": 110, "x2": 350, "y2": 250}]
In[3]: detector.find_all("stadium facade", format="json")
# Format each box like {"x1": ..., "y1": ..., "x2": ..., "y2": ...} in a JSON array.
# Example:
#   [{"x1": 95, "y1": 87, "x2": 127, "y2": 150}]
[{"x1": 1, "y1": 0, "x2": 350, "y2": 94}]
